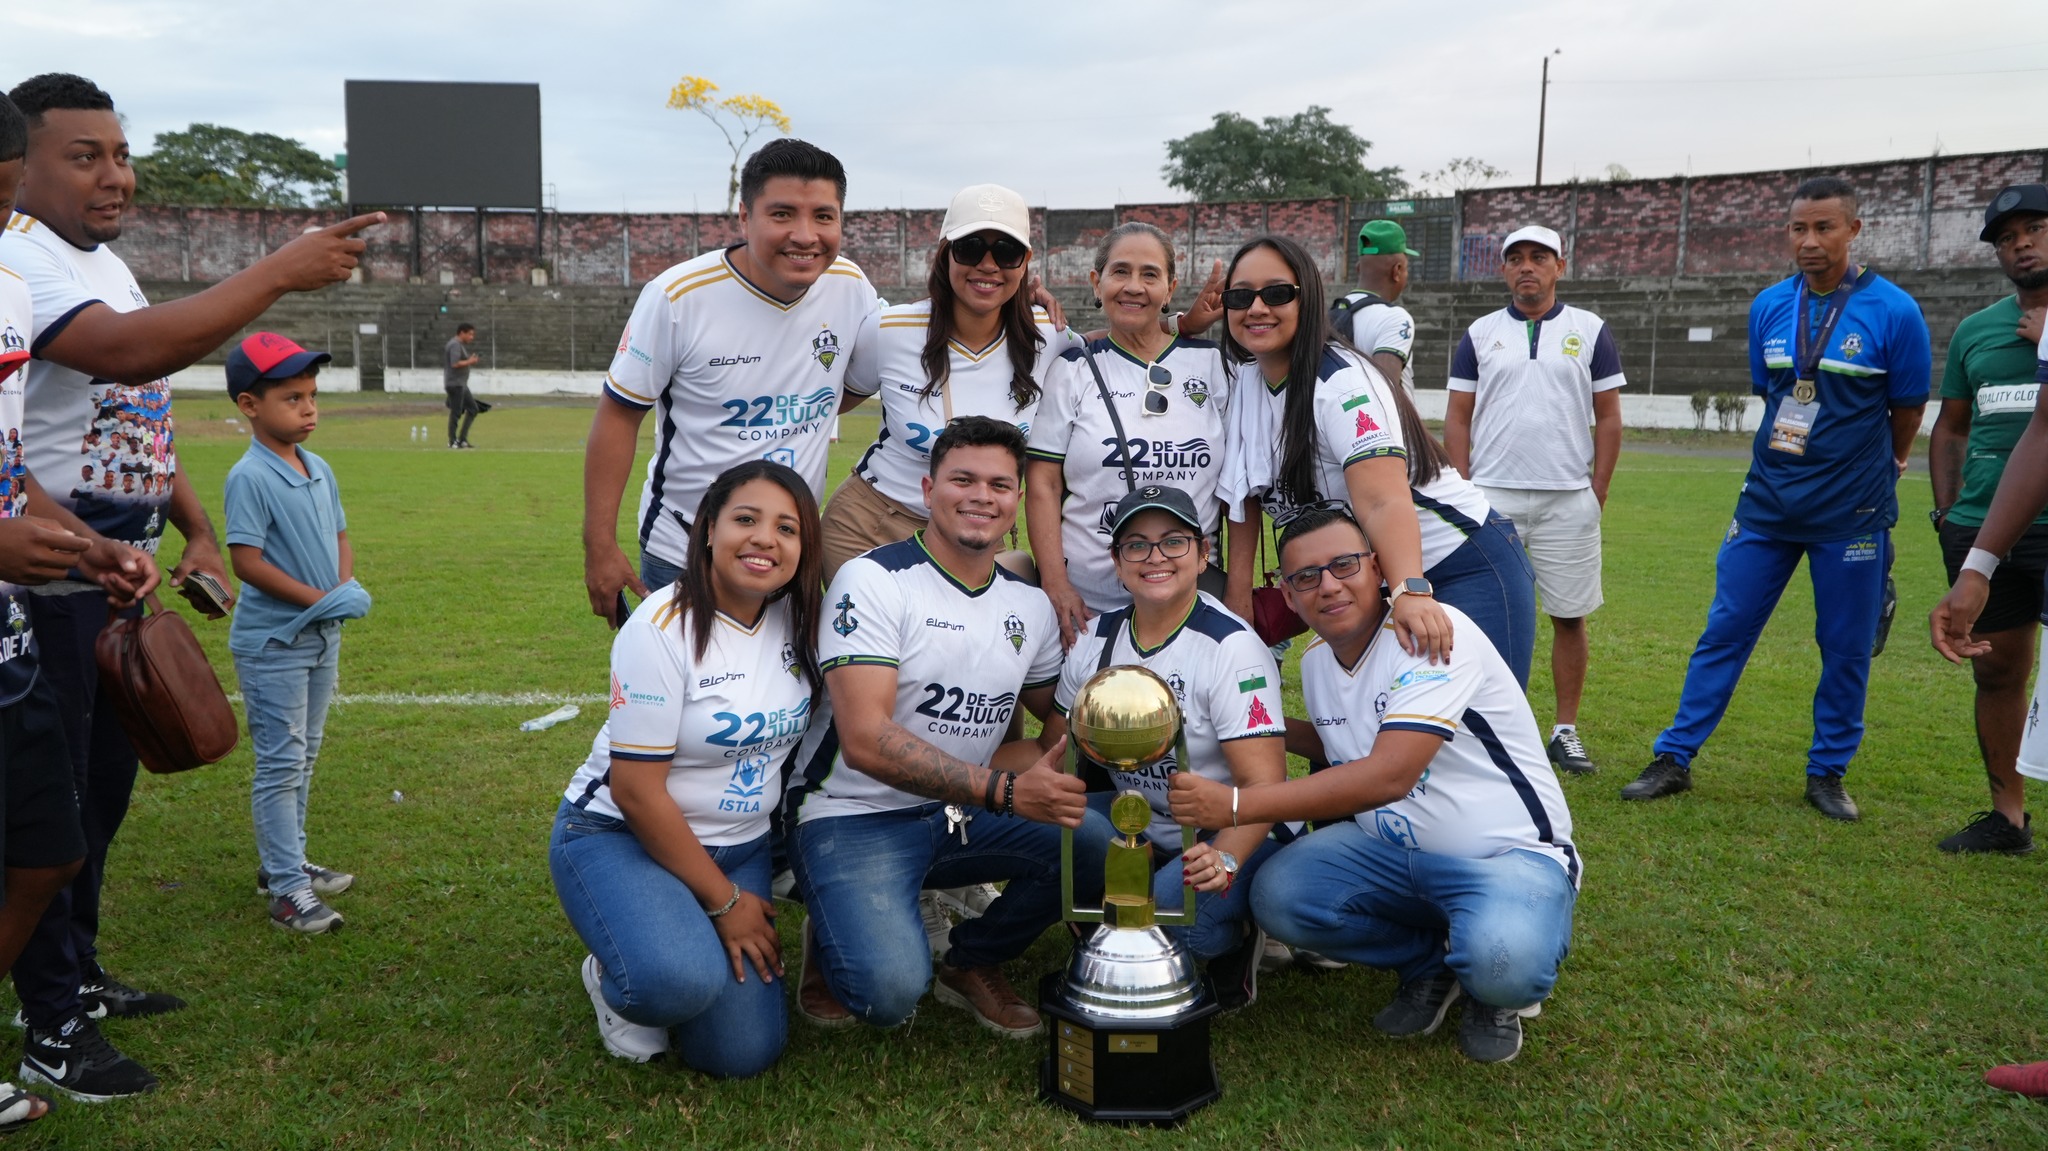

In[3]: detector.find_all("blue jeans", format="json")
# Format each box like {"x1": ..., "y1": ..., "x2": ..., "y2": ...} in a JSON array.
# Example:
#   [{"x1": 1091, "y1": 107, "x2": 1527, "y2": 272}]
[
  {"x1": 791, "y1": 801, "x2": 1112, "y2": 1027},
  {"x1": 1653, "y1": 525, "x2": 1890, "y2": 777},
  {"x1": 235, "y1": 621, "x2": 342, "y2": 899},
  {"x1": 640, "y1": 550, "x2": 683, "y2": 595},
  {"x1": 1428, "y1": 511, "x2": 1538, "y2": 689},
  {"x1": 1251, "y1": 822, "x2": 1575, "y2": 1010},
  {"x1": 1083, "y1": 791, "x2": 1279, "y2": 961},
  {"x1": 548, "y1": 802, "x2": 785, "y2": 1079}
]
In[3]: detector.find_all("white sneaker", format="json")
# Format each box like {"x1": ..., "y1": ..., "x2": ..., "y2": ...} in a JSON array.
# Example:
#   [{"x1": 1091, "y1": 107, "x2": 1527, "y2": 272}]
[
  {"x1": 580, "y1": 954, "x2": 668, "y2": 1062},
  {"x1": 1259, "y1": 936, "x2": 1296, "y2": 975},
  {"x1": 933, "y1": 883, "x2": 1000, "y2": 920},
  {"x1": 918, "y1": 891, "x2": 954, "y2": 960},
  {"x1": 771, "y1": 868, "x2": 800, "y2": 906}
]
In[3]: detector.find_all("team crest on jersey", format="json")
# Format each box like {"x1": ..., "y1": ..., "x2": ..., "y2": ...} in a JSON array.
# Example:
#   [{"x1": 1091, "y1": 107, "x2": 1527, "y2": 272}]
[
  {"x1": 1373, "y1": 691, "x2": 1389, "y2": 719},
  {"x1": 1561, "y1": 333, "x2": 1584, "y2": 359},
  {"x1": 782, "y1": 641, "x2": 801, "y2": 679},
  {"x1": 1725, "y1": 519, "x2": 1740, "y2": 544},
  {"x1": 0, "y1": 326, "x2": 23, "y2": 356},
  {"x1": 1840, "y1": 333, "x2": 1864, "y2": 361},
  {"x1": 1181, "y1": 377, "x2": 1210, "y2": 408},
  {"x1": 1374, "y1": 810, "x2": 1419, "y2": 848},
  {"x1": 1167, "y1": 671, "x2": 1187, "y2": 702},
  {"x1": 832, "y1": 594, "x2": 859, "y2": 637},
  {"x1": 5, "y1": 600, "x2": 24, "y2": 634},
  {"x1": 1247, "y1": 695, "x2": 1275, "y2": 728},
  {"x1": 1003, "y1": 612, "x2": 1026, "y2": 653},
  {"x1": 609, "y1": 673, "x2": 627, "y2": 711},
  {"x1": 766, "y1": 447, "x2": 797, "y2": 469},
  {"x1": 145, "y1": 510, "x2": 161, "y2": 537},
  {"x1": 812, "y1": 326, "x2": 840, "y2": 372}
]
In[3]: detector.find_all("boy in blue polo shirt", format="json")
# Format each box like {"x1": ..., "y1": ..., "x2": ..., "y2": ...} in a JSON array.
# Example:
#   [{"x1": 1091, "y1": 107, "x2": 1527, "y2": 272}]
[{"x1": 224, "y1": 333, "x2": 371, "y2": 934}]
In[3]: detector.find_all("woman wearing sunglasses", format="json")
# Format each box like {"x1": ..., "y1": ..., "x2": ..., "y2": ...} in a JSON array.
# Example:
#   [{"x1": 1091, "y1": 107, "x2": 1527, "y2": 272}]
[
  {"x1": 1026, "y1": 222, "x2": 1234, "y2": 649},
  {"x1": 1218, "y1": 236, "x2": 1535, "y2": 686},
  {"x1": 826, "y1": 184, "x2": 1070, "y2": 580}
]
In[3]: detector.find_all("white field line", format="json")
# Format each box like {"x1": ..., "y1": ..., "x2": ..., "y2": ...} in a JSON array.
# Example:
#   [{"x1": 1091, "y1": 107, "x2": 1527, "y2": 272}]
[{"x1": 225, "y1": 691, "x2": 607, "y2": 707}]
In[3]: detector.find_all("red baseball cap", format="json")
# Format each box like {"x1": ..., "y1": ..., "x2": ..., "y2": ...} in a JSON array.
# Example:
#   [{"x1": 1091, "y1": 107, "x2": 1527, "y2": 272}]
[{"x1": 225, "y1": 332, "x2": 330, "y2": 397}]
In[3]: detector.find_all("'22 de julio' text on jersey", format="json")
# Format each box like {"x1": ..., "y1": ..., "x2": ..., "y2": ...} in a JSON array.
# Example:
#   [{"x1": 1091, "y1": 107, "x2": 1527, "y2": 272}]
[
  {"x1": 603, "y1": 245, "x2": 881, "y2": 566},
  {"x1": 785, "y1": 535, "x2": 1062, "y2": 825}
]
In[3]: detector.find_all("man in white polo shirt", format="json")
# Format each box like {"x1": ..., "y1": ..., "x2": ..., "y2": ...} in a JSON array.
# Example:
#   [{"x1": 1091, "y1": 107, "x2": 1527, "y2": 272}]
[{"x1": 1444, "y1": 225, "x2": 1625, "y2": 776}]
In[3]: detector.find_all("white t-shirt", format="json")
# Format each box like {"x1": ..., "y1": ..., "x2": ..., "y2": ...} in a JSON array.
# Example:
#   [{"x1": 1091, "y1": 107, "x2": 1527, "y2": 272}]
[
  {"x1": 602, "y1": 245, "x2": 881, "y2": 566},
  {"x1": 0, "y1": 262, "x2": 38, "y2": 707},
  {"x1": 1234, "y1": 346, "x2": 1493, "y2": 573},
  {"x1": 1025, "y1": 337, "x2": 1232, "y2": 613},
  {"x1": 0, "y1": 214, "x2": 174, "y2": 553},
  {"x1": 1302, "y1": 603, "x2": 1579, "y2": 885},
  {"x1": 562, "y1": 584, "x2": 812, "y2": 846},
  {"x1": 1337, "y1": 291, "x2": 1416, "y2": 397},
  {"x1": 845, "y1": 300, "x2": 1071, "y2": 507},
  {"x1": 1053, "y1": 594, "x2": 1284, "y2": 845},
  {"x1": 786, "y1": 534, "x2": 1062, "y2": 823},
  {"x1": 1447, "y1": 302, "x2": 1626, "y2": 490}
]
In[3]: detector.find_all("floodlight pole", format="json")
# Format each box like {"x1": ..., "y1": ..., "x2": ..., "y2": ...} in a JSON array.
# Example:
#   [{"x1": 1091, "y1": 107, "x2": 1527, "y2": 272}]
[{"x1": 1535, "y1": 49, "x2": 1561, "y2": 187}]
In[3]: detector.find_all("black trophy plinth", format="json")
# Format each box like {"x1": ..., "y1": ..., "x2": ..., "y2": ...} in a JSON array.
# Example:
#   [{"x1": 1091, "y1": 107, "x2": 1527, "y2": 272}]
[{"x1": 1037, "y1": 971, "x2": 1222, "y2": 1126}]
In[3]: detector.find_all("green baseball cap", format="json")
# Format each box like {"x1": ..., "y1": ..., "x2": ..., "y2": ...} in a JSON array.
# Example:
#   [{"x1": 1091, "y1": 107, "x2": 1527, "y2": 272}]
[{"x1": 1357, "y1": 219, "x2": 1420, "y2": 257}]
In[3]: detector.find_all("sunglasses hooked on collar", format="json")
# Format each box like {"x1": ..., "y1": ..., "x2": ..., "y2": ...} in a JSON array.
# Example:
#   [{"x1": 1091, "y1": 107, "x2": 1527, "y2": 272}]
[{"x1": 1142, "y1": 362, "x2": 1172, "y2": 416}]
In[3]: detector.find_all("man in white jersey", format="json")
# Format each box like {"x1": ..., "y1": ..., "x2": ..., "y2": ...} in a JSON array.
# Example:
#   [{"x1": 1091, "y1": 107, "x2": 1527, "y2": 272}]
[
  {"x1": 1444, "y1": 225, "x2": 1625, "y2": 775},
  {"x1": 1174, "y1": 504, "x2": 1579, "y2": 1064},
  {"x1": 1331, "y1": 219, "x2": 1421, "y2": 396},
  {"x1": 0, "y1": 73, "x2": 379, "y2": 1104},
  {"x1": 784, "y1": 417, "x2": 1111, "y2": 1038},
  {"x1": 583, "y1": 139, "x2": 880, "y2": 621}
]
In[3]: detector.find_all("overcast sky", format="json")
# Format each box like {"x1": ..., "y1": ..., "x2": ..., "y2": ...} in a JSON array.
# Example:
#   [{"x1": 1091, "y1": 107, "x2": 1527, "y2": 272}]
[{"x1": 10, "y1": 0, "x2": 2045, "y2": 213}]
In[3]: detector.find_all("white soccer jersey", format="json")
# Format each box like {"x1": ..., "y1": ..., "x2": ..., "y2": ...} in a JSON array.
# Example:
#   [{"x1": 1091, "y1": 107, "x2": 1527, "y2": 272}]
[
  {"x1": 1448, "y1": 302, "x2": 1625, "y2": 490},
  {"x1": 1026, "y1": 337, "x2": 1232, "y2": 613},
  {"x1": 845, "y1": 301, "x2": 1072, "y2": 507},
  {"x1": 603, "y1": 246, "x2": 881, "y2": 566},
  {"x1": 1233, "y1": 347, "x2": 1493, "y2": 572},
  {"x1": 0, "y1": 263, "x2": 39, "y2": 707},
  {"x1": 1053, "y1": 594, "x2": 1284, "y2": 845},
  {"x1": 0, "y1": 214, "x2": 174, "y2": 552},
  {"x1": 1338, "y1": 292, "x2": 1417, "y2": 397},
  {"x1": 562, "y1": 584, "x2": 812, "y2": 846},
  {"x1": 1302, "y1": 604, "x2": 1579, "y2": 885},
  {"x1": 787, "y1": 535, "x2": 1062, "y2": 823}
]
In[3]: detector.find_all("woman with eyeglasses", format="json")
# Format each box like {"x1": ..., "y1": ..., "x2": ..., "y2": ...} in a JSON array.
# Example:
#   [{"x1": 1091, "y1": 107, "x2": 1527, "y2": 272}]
[
  {"x1": 1037, "y1": 485, "x2": 1287, "y2": 1009},
  {"x1": 825, "y1": 184, "x2": 1071, "y2": 580},
  {"x1": 1218, "y1": 235, "x2": 1536, "y2": 687},
  {"x1": 1026, "y1": 222, "x2": 1234, "y2": 649}
]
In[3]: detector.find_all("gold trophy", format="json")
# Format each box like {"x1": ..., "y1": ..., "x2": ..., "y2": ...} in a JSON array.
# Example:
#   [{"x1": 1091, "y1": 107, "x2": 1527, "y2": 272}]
[{"x1": 1039, "y1": 665, "x2": 1221, "y2": 1125}]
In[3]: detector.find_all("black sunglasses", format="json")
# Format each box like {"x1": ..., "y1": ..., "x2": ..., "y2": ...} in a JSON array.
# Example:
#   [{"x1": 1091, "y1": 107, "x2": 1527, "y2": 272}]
[
  {"x1": 949, "y1": 234, "x2": 1029, "y2": 270},
  {"x1": 1220, "y1": 283, "x2": 1301, "y2": 311},
  {"x1": 1270, "y1": 498, "x2": 1351, "y2": 528},
  {"x1": 1143, "y1": 363, "x2": 1171, "y2": 415}
]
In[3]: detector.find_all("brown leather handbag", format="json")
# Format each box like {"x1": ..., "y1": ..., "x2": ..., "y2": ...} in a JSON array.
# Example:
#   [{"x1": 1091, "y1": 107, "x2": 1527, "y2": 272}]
[{"x1": 94, "y1": 592, "x2": 239, "y2": 774}]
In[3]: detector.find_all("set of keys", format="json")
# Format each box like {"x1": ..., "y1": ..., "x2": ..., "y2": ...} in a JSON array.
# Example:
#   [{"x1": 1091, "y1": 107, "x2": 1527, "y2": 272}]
[{"x1": 944, "y1": 803, "x2": 973, "y2": 844}]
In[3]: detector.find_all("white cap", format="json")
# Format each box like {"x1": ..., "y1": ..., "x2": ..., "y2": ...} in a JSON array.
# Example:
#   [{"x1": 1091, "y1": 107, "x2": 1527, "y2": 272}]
[
  {"x1": 1500, "y1": 225, "x2": 1563, "y2": 258},
  {"x1": 942, "y1": 184, "x2": 1032, "y2": 247}
]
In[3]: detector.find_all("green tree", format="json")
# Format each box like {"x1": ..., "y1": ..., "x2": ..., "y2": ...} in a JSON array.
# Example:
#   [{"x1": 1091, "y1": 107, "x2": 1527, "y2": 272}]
[
  {"x1": 666, "y1": 76, "x2": 792, "y2": 215},
  {"x1": 131, "y1": 124, "x2": 341, "y2": 208},
  {"x1": 1416, "y1": 156, "x2": 1510, "y2": 196},
  {"x1": 1162, "y1": 106, "x2": 1405, "y2": 202}
]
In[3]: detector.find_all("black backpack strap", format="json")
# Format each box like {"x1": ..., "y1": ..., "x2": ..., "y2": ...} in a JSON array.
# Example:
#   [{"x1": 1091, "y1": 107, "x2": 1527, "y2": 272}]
[
  {"x1": 1329, "y1": 291, "x2": 1386, "y2": 344},
  {"x1": 1081, "y1": 347, "x2": 1139, "y2": 495}
]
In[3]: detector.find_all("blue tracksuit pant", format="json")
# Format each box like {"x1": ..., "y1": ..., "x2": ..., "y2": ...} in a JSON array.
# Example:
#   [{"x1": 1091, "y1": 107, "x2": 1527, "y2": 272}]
[{"x1": 1652, "y1": 522, "x2": 1890, "y2": 777}]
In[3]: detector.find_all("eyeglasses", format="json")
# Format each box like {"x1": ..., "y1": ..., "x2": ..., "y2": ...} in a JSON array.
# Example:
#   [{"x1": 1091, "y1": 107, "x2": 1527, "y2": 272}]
[
  {"x1": 1220, "y1": 284, "x2": 1301, "y2": 311},
  {"x1": 949, "y1": 233, "x2": 1030, "y2": 270},
  {"x1": 1280, "y1": 551, "x2": 1373, "y2": 593},
  {"x1": 1114, "y1": 534, "x2": 1197, "y2": 563},
  {"x1": 1270, "y1": 498, "x2": 1351, "y2": 528},
  {"x1": 1142, "y1": 363, "x2": 1171, "y2": 416}
]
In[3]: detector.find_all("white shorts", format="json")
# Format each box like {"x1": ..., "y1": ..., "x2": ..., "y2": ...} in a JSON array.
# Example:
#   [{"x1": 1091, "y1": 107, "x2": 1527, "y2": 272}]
[
  {"x1": 2019, "y1": 623, "x2": 2048, "y2": 782},
  {"x1": 1477, "y1": 485, "x2": 1604, "y2": 619}
]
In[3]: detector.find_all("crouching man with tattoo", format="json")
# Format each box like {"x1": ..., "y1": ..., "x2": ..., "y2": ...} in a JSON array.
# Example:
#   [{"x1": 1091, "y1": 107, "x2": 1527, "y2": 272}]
[{"x1": 783, "y1": 416, "x2": 1112, "y2": 1038}]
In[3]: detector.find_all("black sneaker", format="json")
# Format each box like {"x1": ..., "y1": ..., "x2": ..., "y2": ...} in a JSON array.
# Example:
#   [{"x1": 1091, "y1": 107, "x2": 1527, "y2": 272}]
[
  {"x1": 1456, "y1": 1000, "x2": 1526, "y2": 1064},
  {"x1": 19, "y1": 1015, "x2": 158, "y2": 1102},
  {"x1": 1209, "y1": 925, "x2": 1264, "y2": 1012},
  {"x1": 79, "y1": 970, "x2": 185, "y2": 1020},
  {"x1": 1372, "y1": 969, "x2": 1462, "y2": 1037},
  {"x1": 1547, "y1": 729, "x2": 1597, "y2": 775},
  {"x1": 1938, "y1": 811, "x2": 2035, "y2": 855},
  {"x1": 1804, "y1": 775, "x2": 1860, "y2": 822},
  {"x1": 1621, "y1": 753, "x2": 1691, "y2": 801}
]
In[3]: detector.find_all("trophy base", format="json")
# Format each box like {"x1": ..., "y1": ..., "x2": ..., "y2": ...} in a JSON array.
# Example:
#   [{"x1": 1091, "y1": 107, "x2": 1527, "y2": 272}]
[{"x1": 1036, "y1": 971, "x2": 1222, "y2": 1126}]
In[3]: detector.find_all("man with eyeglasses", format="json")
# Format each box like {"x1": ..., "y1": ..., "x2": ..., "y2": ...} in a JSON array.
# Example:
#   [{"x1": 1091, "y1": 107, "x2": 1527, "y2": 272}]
[
  {"x1": 1332, "y1": 219, "x2": 1421, "y2": 397},
  {"x1": 1925, "y1": 184, "x2": 2048, "y2": 855},
  {"x1": 1444, "y1": 225, "x2": 1625, "y2": 777},
  {"x1": 1170, "y1": 502, "x2": 1578, "y2": 1064}
]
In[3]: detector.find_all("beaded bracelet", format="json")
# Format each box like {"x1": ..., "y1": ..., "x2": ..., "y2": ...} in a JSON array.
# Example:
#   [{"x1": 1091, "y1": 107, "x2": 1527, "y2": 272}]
[
  {"x1": 705, "y1": 882, "x2": 742, "y2": 919},
  {"x1": 1000, "y1": 772, "x2": 1017, "y2": 817}
]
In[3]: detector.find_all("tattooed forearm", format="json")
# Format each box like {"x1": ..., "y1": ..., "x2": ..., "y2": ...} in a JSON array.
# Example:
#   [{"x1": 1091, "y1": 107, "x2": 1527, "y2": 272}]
[{"x1": 867, "y1": 722, "x2": 991, "y2": 805}]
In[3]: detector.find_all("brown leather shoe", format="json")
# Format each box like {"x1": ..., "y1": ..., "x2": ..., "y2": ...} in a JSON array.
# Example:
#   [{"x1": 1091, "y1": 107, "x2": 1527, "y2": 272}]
[
  {"x1": 798, "y1": 918, "x2": 855, "y2": 1029},
  {"x1": 934, "y1": 963, "x2": 1042, "y2": 1038}
]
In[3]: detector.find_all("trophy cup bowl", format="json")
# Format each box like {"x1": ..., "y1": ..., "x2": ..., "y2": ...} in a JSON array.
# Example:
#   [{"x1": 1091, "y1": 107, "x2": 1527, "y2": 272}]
[{"x1": 1068, "y1": 665, "x2": 1178, "y2": 769}]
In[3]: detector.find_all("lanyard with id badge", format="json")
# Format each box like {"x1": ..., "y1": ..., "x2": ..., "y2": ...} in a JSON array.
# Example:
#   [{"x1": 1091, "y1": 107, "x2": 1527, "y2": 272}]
[{"x1": 1769, "y1": 271, "x2": 1859, "y2": 456}]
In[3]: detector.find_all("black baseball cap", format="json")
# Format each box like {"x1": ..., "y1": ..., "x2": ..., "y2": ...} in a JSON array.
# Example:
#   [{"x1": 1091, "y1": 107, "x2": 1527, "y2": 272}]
[
  {"x1": 1981, "y1": 184, "x2": 2048, "y2": 243},
  {"x1": 1108, "y1": 484, "x2": 1202, "y2": 541}
]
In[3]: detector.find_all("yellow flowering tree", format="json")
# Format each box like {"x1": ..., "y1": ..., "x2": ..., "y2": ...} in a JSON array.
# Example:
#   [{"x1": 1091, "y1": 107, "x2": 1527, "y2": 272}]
[{"x1": 666, "y1": 76, "x2": 793, "y2": 215}]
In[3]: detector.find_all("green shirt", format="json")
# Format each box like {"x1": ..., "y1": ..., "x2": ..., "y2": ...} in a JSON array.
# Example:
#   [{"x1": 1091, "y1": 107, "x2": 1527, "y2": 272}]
[{"x1": 1941, "y1": 295, "x2": 2047, "y2": 527}]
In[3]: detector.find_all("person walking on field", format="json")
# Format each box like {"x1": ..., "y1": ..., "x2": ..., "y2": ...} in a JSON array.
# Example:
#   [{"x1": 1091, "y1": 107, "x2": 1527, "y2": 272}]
[
  {"x1": 1444, "y1": 225, "x2": 1625, "y2": 776},
  {"x1": 443, "y1": 323, "x2": 482, "y2": 449}
]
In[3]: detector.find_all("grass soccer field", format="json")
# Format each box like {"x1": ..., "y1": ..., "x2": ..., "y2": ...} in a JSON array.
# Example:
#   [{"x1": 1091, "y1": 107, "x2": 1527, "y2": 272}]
[{"x1": 31, "y1": 393, "x2": 2048, "y2": 1150}]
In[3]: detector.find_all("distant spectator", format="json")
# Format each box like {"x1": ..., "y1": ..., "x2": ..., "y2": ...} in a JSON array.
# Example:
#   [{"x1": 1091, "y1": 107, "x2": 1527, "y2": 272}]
[
  {"x1": 444, "y1": 322, "x2": 482, "y2": 449},
  {"x1": 1332, "y1": 219, "x2": 1420, "y2": 396}
]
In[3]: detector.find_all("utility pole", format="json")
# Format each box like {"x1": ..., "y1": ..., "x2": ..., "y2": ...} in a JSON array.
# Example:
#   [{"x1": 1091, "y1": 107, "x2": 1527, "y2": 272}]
[{"x1": 1535, "y1": 49, "x2": 1562, "y2": 187}]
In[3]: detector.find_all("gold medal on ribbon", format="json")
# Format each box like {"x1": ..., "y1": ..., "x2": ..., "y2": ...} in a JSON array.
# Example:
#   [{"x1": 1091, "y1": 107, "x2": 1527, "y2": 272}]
[{"x1": 1793, "y1": 378, "x2": 1816, "y2": 405}]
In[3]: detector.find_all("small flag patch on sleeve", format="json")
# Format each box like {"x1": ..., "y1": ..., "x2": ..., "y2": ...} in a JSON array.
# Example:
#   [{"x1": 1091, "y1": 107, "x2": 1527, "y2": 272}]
[{"x1": 1237, "y1": 667, "x2": 1267, "y2": 693}]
